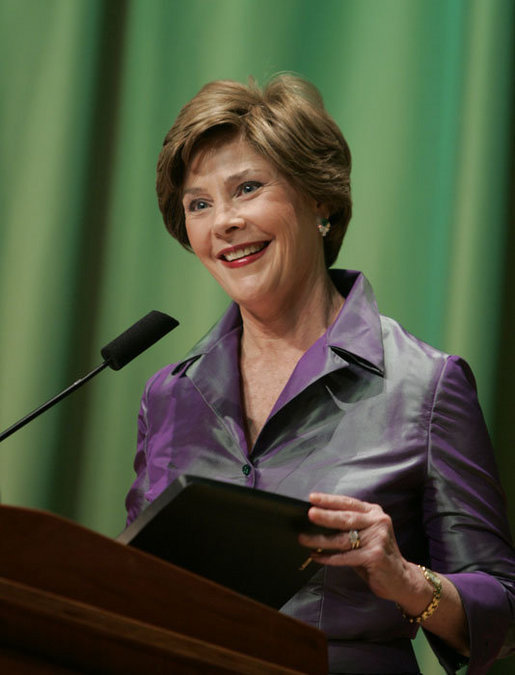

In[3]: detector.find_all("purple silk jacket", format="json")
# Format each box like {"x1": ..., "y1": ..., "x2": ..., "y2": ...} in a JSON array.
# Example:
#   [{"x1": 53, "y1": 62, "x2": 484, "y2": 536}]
[{"x1": 126, "y1": 270, "x2": 514, "y2": 674}]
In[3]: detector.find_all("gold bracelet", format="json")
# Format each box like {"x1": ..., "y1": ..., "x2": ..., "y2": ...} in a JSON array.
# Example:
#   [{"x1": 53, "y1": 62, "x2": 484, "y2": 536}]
[{"x1": 397, "y1": 565, "x2": 442, "y2": 624}]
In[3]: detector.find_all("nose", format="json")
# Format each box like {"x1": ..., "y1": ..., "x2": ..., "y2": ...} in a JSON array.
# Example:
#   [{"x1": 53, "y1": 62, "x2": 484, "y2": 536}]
[{"x1": 212, "y1": 202, "x2": 245, "y2": 238}]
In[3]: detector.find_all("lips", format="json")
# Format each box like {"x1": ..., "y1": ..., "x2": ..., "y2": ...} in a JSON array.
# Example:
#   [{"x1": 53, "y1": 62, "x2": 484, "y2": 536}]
[{"x1": 218, "y1": 241, "x2": 270, "y2": 266}]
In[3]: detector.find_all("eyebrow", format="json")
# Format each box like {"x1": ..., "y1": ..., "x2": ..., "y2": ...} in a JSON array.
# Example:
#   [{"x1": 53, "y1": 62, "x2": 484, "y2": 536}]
[
  {"x1": 182, "y1": 187, "x2": 204, "y2": 196},
  {"x1": 182, "y1": 168, "x2": 262, "y2": 197}
]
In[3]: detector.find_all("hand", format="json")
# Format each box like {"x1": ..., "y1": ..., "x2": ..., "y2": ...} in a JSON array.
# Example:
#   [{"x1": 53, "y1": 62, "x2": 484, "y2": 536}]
[
  {"x1": 300, "y1": 492, "x2": 470, "y2": 655},
  {"x1": 299, "y1": 492, "x2": 423, "y2": 604}
]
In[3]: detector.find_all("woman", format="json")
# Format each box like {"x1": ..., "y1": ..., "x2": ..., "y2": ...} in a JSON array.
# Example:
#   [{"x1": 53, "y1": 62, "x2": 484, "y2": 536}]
[{"x1": 126, "y1": 75, "x2": 514, "y2": 674}]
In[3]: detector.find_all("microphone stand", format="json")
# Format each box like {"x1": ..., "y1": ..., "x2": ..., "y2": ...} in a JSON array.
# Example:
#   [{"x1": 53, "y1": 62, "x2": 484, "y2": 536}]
[
  {"x1": 0, "y1": 310, "x2": 179, "y2": 444},
  {"x1": 0, "y1": 362, "x2": 109, "y2": 443}
]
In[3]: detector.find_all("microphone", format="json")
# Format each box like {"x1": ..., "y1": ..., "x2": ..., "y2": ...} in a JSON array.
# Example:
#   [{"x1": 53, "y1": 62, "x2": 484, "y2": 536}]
[
  {"x1": 0, "y1": 311, "x2": 179, "y2": 443},
  {"x1": 101, "y1": 310, "x2": 179, "y2": 370}
]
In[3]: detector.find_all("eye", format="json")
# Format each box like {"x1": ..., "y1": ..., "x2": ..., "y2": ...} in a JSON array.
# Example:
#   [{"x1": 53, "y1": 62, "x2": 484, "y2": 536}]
[
  {"x1": 187, "y1": 199, "x2": 210, "y2": 212},
  {"x1": 238, "y1": 181, "x2": 262, "y2": 196}
]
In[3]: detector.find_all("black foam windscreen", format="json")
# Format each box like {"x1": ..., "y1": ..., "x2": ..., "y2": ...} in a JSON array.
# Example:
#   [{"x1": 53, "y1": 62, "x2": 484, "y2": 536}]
[{"x1": 100, "y1": 311, "x2": 179, "y2": 371}]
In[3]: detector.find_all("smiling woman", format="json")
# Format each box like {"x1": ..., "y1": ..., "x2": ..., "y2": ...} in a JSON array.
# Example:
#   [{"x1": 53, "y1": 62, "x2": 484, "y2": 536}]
[
  {"x1": 125, "y1": 75, "x2": 515, "y2": 675},
  {"x1": 156, "y1": 76, "x2": 352, "y2": 268},
  {"x1": 182, "y1": 134, "x2": 333, "y2": 322}
]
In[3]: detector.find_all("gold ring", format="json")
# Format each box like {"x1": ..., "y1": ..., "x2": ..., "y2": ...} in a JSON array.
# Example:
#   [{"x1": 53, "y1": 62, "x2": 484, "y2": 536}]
[{"x1": 349, "y1": 529, "x2": 360, "y2": 550}]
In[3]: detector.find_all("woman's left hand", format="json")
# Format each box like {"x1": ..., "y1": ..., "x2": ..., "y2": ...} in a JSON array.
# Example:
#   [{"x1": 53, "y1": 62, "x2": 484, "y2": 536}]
[
  {"x1": 299, "y1": 491, "x2": 470, "y2": 655},
  {"x1": 299, "y1": 492, "x2": 418, "y2": 603}
]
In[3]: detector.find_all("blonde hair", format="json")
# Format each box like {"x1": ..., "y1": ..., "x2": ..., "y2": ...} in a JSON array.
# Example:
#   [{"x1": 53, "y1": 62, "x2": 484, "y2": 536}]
[{"x1": 156, "y1": 74, "x2": 352, "y2": 267}]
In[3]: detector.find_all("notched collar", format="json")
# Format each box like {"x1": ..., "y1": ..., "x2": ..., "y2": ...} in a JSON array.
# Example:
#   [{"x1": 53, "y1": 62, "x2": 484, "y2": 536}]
[
  {"x1": 172, "y1": 270, "x2": 385, "y2": 379},
  {"x1": 171, "y1": 303, "x2": 241, "y2": 376},
  {"x1": 326, "y1": 270, "x2": 385, "y2": 377}
]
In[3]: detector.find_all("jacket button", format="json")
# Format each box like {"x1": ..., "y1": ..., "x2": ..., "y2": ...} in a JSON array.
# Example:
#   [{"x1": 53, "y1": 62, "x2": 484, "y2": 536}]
[{"x1": 242, "y1": 464, "x2": 251, "y2": 476}]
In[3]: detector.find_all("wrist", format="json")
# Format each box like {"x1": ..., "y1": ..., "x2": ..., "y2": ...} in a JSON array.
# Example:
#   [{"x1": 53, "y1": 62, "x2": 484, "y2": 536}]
[{"x1": 396, "y1": 565, "x2": 442, "y2": 624}]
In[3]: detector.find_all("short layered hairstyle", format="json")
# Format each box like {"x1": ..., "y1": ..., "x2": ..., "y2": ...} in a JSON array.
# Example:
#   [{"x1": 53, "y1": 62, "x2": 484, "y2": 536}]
[{"x1": 156, "y1": 74, "x2": 352, "y2": 267}]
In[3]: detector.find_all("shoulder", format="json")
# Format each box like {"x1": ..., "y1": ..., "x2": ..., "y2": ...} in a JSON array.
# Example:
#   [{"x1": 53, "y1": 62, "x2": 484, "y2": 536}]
[
  {"x1": 137, "y1": 365, "x2": 181, "y2": 415},
  {"x1": 380, "y1": 314, "x2": 447, "y2": 364},
  {"x1": 377, "y1": 315, "x2": 483, "y2": 439},
  {"x1": 329, "y1": 270, "x2": 472, "y2": 392},
  {"x1": 379, "y1": 314, "x2": 475, "y2": 389},
  {"x1": 144, "y1": 362, "x2": 181, "y2": 393}
]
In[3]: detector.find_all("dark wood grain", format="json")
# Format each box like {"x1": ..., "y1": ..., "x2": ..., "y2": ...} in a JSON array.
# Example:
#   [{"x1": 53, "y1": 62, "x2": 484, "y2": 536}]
[{"x1": 0, "y1": 505, "x2": 327, "y2": 674}]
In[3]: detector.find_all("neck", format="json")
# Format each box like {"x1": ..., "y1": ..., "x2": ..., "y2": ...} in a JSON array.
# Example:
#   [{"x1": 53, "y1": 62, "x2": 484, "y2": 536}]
[{"x1": 240, "y1": 271, "x2": 344, "y2": 359}]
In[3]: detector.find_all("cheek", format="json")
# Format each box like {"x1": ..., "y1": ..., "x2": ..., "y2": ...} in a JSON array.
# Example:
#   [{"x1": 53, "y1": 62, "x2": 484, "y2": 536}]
[
  {"x1": 185, "y1": 222, "x2": 207, "y2": 256},
  {"x1": 269, "y1": 203, "x2": 301, "y2": 236},
  {"x1": 280, "y1": 207, "x2": 318, "y2": 247}
]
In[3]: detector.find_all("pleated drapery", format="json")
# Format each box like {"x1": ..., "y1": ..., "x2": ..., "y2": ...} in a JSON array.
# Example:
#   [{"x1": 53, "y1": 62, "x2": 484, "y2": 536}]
[{"x1": 1, "y1": 2, "x2": 513, "y2": 672}]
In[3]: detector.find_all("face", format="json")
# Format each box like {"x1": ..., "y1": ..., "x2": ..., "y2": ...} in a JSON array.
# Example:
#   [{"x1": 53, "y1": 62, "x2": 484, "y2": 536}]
[{"x1": 182, "y1": 135, "x2": 327, "y2": 315}]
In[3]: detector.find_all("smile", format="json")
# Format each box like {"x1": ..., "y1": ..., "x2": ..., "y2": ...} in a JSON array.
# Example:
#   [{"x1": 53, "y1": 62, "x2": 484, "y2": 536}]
[{"x1": 219, "y1": 241, "x2": 270, "y2": 263}]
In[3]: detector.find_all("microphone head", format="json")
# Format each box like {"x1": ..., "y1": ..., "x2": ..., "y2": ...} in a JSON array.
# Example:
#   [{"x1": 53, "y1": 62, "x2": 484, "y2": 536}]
[{"x1": 101, "y1": 311, "x2": 179, "y2": 370}]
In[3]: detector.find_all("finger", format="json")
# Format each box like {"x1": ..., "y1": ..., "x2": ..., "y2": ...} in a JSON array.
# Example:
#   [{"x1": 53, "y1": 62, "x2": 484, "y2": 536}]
[
  {"x1": 307, "y1": 505, "x2": 370, "y2": 531},
  {"x1": 298, "y1": 530, "x2": 348, "y2": 550},
  {"x1": 299, "y1": 528, "x2": 361, "y2": 551},
  {"x1": 309, "y1": 492, "x2": 372, "y2": 512}
]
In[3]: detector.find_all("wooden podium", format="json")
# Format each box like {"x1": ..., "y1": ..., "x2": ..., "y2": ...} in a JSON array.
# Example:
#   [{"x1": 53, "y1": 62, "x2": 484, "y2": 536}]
[{"x1": 0, "y1": 505, "x2": 328, "y2": 674}]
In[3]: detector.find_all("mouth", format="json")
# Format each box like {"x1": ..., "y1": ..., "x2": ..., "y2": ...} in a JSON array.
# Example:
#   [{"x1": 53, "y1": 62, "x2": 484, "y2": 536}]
[{"x1": 218, "y1": 241, "x2": 270, "y2": 266}]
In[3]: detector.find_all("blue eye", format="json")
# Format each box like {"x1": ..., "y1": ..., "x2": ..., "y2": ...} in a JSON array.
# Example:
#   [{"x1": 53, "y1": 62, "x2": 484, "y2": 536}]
[
  {"x1": 188, "y1": 199, "x2": 209, "y2": 212},
  {"x1": 239, "y1": 181, "x2": 262, "y2": 195}
]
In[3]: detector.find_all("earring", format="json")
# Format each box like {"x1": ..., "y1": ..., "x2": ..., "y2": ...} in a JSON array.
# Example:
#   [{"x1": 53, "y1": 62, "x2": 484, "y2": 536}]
[{"x1": 317, "y1": 217, "x2": 331, "y2": 237}]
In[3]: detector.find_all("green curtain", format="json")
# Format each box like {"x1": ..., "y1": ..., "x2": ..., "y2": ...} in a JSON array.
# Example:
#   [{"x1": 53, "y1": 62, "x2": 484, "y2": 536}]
[{"x1": 1, "y1": 1, "x2": 513, "y2": 672}]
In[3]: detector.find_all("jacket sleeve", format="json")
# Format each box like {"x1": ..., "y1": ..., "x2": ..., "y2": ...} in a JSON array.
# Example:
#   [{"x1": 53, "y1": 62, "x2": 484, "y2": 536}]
[{"x1": 423, "y1": 355, "x2": 515, "y2": 674}]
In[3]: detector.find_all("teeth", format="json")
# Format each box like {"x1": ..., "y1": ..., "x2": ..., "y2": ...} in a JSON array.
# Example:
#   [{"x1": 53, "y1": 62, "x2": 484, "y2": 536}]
[{"x1": 224, "y1": 243, "x2": 266, "y2": 262}]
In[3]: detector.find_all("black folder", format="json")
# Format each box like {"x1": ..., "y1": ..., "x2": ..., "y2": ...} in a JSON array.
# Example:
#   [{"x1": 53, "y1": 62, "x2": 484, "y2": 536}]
[{"x1": 117, "y1": 475, "x2": 331, "y2": 608}]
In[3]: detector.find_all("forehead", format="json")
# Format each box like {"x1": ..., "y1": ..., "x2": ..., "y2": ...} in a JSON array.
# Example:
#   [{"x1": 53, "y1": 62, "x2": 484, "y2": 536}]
[{"x1": 184, "y1": 134, "x2": 275, "y2": 185}]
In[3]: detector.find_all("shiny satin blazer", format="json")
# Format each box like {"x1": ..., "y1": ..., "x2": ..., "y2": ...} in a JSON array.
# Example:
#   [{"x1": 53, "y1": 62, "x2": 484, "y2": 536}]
[{"x1": 126, "y1": 270, "x2": 515, "y2": 675}]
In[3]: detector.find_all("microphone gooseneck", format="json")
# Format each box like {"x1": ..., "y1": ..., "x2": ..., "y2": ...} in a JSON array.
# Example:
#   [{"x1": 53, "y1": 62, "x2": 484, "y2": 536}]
[{"x1": 0, "y1": 311, "x2": 179, "y2": 443}]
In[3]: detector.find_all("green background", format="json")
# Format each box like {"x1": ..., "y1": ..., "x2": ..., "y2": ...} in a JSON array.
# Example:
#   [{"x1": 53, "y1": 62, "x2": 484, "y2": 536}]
[{"x1": 1, "y1": 1, "x2": 513, "y2": 672}]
